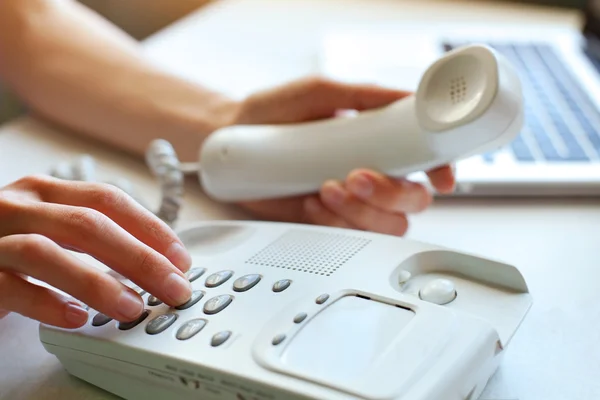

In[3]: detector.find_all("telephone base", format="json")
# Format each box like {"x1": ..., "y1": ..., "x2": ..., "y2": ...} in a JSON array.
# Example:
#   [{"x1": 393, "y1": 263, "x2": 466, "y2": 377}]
[{"x1": 39, "y1": 220, "x2": 531, "y2": 400}]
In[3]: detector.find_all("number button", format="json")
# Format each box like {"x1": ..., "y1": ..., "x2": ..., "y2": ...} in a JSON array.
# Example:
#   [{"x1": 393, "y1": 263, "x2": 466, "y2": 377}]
[
  {"x1": 232, "y1": 274, "x2": 261, "y2": 292},
  {"x1": 203, "y1": 294, "x2": 233, "y2": 315},
  {"x1": 272, "y1": 279, "x2": 291, "y2": 292},
  {"x1": 146, "y1": 313, "x2": 178, "y2": 335},
  {"x1": 176, "y1": 318, "x2": 207, "y2": 341},
  {"x1": 205, "y1": 270, "x2": 233, "y2": 288}
]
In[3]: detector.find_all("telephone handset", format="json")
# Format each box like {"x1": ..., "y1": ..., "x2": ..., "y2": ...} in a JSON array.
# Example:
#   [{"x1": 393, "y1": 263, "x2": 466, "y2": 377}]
[{"x1": 49, "y1": 44, "x2": 523, "y2": 226}]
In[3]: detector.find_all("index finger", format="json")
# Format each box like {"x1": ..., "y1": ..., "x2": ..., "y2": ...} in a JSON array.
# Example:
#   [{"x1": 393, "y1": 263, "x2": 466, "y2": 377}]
[
  {"x1": 10, "y1": 201, "x2": 192, "y2": 306},
  {"x1": 26, "y1": 176, "x2": 192, "y2": 272}
]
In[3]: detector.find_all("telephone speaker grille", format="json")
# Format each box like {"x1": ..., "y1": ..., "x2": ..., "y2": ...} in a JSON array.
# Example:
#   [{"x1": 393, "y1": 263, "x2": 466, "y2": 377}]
[{"x1": 245, "y1": 230, "x2": 371, "y2": 276}]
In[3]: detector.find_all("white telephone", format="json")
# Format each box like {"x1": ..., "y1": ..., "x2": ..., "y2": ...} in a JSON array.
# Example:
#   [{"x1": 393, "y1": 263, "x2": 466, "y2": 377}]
[
  {"x1": 39, "y1": 220, "x2": 532, "y2": 400},
  {"x1": 39, "y1": 44, "x2": 532, "y2": 400}
]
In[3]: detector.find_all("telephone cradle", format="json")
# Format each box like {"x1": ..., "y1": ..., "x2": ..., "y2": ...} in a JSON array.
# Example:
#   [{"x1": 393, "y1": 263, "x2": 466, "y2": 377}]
[{"x1": 39, "y1": 220, "x2": 532, "y2": 400}]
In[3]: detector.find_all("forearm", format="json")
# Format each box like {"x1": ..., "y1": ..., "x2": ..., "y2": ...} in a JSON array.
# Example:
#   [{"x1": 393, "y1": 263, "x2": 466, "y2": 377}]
[{"x1": 0, "y1": 0, "x2": 237, "y2": 161}]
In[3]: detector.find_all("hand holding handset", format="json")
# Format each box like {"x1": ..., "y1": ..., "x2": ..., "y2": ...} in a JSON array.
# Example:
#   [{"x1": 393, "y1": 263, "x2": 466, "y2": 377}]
[
  {"x1": 52, "y1": 44, "x2": 523, "y2": 223},
  {"x1": 195, "y1": 44, "x2": 523, "y2": 201}
]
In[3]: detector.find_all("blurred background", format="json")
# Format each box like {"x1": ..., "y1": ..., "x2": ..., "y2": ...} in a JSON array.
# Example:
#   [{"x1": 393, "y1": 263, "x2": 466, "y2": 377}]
[
  {"x1": 77, "y1": 0, "x2": 586, "y2": 39},
  {"x1": 77, "y1": 0, "x2": 214, "y2": 40},
  {"x1": 0, "y1": 0, "x2": 591, "y2": 125},
  {"x1": 0, "y1": 0, "x2": 214, "y2": 125}
]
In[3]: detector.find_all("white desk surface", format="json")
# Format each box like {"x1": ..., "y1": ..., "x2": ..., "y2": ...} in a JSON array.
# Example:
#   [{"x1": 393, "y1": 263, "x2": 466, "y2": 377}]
[{"x1": 1, "y1": 0, "x2": 599, "y2": 399}]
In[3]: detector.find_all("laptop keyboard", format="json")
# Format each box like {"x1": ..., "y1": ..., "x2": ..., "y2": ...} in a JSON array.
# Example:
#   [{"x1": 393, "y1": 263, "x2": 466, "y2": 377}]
[{"x1": 444, "y1": 42, "x2": 600, "y2": 164}]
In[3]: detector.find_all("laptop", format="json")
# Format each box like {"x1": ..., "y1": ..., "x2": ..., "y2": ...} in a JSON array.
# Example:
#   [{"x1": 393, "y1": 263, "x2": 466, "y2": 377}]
[{"x1": 318, "y1": 0, "x2": 600, "y2": 196}]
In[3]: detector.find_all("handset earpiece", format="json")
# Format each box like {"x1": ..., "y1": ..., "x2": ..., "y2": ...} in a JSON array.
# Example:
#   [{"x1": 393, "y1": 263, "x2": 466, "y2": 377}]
[
  {"x1": 415, "y1": 45, "x2": 500, "y2": 132},
  {"x1": 415, "y1": 44, "x2": 523, "y2": 155}
]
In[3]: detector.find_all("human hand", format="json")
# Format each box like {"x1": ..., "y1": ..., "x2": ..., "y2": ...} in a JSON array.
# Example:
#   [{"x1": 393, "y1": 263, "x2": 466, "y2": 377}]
[
  {"x1": 225, "y1": 77, "x2": 456, "y2": 236},
  {"x1": 0, "y1": 175, "x2": 193, "y2": 328}
]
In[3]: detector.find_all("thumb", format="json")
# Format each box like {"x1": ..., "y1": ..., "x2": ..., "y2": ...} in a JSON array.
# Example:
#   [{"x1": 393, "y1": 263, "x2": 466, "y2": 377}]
[{"x1": 237, "y1": 76, "x2": 411, "y2": 124}]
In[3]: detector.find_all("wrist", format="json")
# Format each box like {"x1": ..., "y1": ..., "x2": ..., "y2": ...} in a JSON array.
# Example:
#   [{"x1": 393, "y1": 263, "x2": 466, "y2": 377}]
[
  {"x1": 203, "y1": 94, "x2": 243, "y2": 132},
  {"x1": 154, "y1": 85, "x2": 242, "y2": 162}
]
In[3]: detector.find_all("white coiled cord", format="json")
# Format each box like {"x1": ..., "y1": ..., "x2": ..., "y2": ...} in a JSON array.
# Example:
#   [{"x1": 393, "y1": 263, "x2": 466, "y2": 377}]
[{"x1": 49, "y1": 139, "x2": 196, "y2": 227}]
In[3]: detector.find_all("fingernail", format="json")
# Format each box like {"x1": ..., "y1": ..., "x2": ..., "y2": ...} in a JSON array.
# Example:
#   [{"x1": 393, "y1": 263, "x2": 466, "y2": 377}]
[
  {"x1": 164, "y1": 273, "x2": 192, "y2": 305},
  {"x1": 322, "y1": 183, "x2": 346, "y2": 206},
  {"x1": 117, "y1": 290, "x2": 144, "y2": 320},
  {"x1": 304, "y1": 197, "x2": 321, "y2": 214},
  {"x1": 65, "y1": 302, "x2": 89, "y2": 325},
  {"x1": 348, "y1": 174, "x2": 373, "y2": 198},
  {"x1": 165, "y1": 242, "x2": 192, "y2": 272}
]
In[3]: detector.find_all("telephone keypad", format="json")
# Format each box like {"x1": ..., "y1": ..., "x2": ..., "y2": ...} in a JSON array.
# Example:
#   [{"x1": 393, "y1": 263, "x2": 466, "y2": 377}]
[
  {"x1": 175, "y1": 290, "x2": 205, "y2": 311},
  {"x1": 118, "y1": 310, "x2": 149, "y2": 331},
  {"x1": 146, "y1": 313, "x2": 178, "y2": 335},
  {"x1": 89, "y1": 267, "x2": 297, "y2": 347},
  {"x1": 176, "y1": 318, "x2": 207, "y2": 341},
  {"x1": 205, "y1": 270, "x2": 233, "y2": 288},
  {"x1": 203, "y1": 294, "x2": 233, "y2": 315}
]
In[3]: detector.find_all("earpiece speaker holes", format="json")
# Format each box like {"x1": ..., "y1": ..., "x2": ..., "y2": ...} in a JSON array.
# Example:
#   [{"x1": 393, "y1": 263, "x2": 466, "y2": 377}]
[{"x1": 449, "y1": 76, "x2": 467, "y2": 104}]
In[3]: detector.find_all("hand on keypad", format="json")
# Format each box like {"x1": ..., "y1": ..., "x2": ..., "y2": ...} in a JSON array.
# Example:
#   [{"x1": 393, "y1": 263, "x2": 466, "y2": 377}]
[{"x1": 0, "y1": 175, "x2": 193, "y2": 329}]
